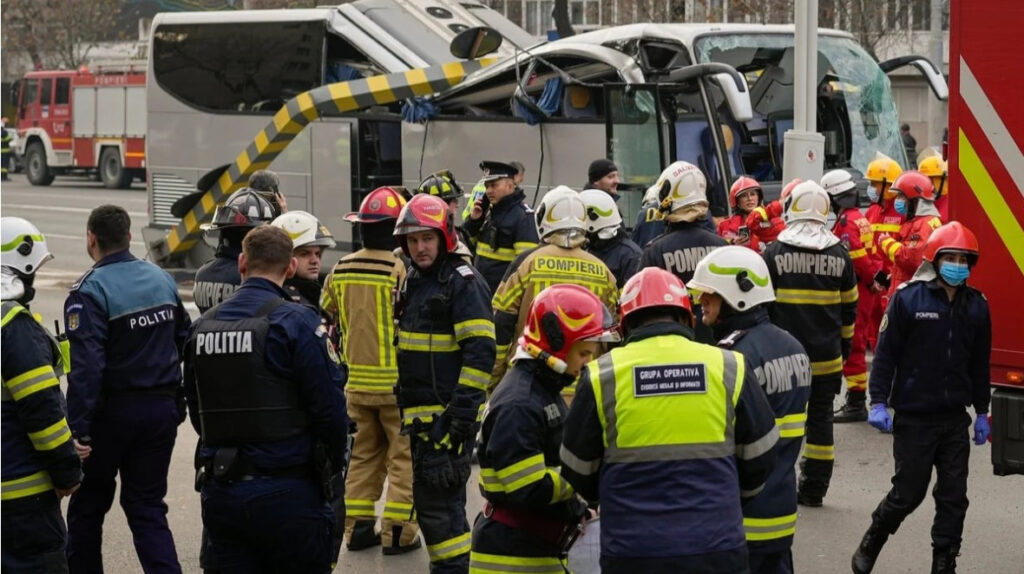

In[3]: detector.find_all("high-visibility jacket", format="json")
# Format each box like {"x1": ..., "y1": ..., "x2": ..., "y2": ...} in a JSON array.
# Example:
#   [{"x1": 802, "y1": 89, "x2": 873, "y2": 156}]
[
  {"x1": 560, "y1": 321, "x2": 778, "y2": 561},
  {"x1": 832, "y1": 207, "x2": 881, "y2": 288},
  {"x1": 321, "y1": 248, "x2": 405, "y2": 399},
  {"x1": 865, "y1": 200, "x2": 904, "y2": 273},
  {"x1": 745, "y1": 200, "x2": 787, "y2": 244},
  {"x1": 463, "y1": 188, "x2": 539, "y2": 294},
  {"x1": 491, "y1": 244, "x2": 618, "y2": 390},
  {"x1": 2, "y1": 301, "x2": 82, "y2": 502},
  {"x1": 878, "y1": 214, "x2": 943, "y2": 297}
]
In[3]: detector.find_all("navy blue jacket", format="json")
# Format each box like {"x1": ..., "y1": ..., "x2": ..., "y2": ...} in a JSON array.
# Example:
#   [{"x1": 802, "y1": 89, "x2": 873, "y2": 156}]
[
  {"x1": 870, "y1": 279, "x2": 991, "y2": 415},
  {"x1": 463, "y1": 188, "x2": 539, "y2": 294},
  {"x1": 64, "y1": 251, "x2": 191, "y2": 438},
  {"x1": 587, "y1": 230, "x2": 642, "y2": 289},
  {"x1": 631, "y1": 203, "x2": 664, "y2": 248},
  {"x1": 183, "y1": 278, "x2": 349, "y2": 469},
  {"x1": 193, "y1": 246, "x2": 242, "y2": 314}
]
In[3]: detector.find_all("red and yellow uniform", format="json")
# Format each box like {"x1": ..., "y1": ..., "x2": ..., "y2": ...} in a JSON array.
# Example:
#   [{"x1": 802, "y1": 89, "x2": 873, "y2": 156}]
[{"x1": 831, "y1": 208, "x2": 881, "y2": 394}]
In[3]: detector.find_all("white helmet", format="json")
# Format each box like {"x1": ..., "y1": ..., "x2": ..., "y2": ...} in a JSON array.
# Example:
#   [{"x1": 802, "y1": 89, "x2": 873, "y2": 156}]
[
  {"x1": 820, "y1": 169, "x2": 857, "y2": 197},
  {"x1": 655, "y1": 161, "x2": 708, "y2": 213},
  {"x1": 536, "y1": 186, "x2": 587, "y2": 241},
  {"x1": 783, "y1": 181, "x2": 830, "y2": 224},
  {"x1": 271, "y1": 210, "x2": 336, "y2": 249},
  {"x1": 688, "y1": 246, "x2": 775, "y2": 311},
  {"x1": 579, "y1": 188, "x2": 622, "y2": 237},
  {"x1": 1, "y1": 217, "x2": 53, "y2": 275}
]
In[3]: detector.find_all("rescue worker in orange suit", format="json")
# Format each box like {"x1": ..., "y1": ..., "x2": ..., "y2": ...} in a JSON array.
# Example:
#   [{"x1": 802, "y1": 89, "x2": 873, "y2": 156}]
[
  {"x1": 821, "y1": 169, "x2": 883, "y2": 424},
  {"x1": 877, "y1": 171, "x2": 944, "y2": 298},
  {"x1": 393, "y1": 194, "x2": 496, "y2": 572},
  {"x1": 690, "y1": 246, "x2": 812, "y2": 574},
  {"x1": 639, "y1": 161, "x2": 727, "y2": 345},
  {"x1": 863, "y1": 154, "x2": 904, "y2": 349},
  {"x1": 320, "y1": 187, "x2": 422, "y2": 556},
  {"x1": 762, "y1": 181, "x2": 858, "y2": 508},
  {"x1": 743, "y1": 179, "x2": 798, "y2": 246},
  {"x1": 470, "y1": 285, "x2": 618, "y2": 574},
  {"x1": 852, "y1": 223, "x2": 991, "y2": 574},
  {"x1": 718, "y1": 176, "x2": 776, "y2": 251},
  {"x1": 490, "y1": 186, "x2": 618, "y2": 395},
  {"x1": 561, "y1": 267, "x2": 778, "y2": 574},
  {"x1": 918, "y1": 154, "x2": 949, "y2": 223}
]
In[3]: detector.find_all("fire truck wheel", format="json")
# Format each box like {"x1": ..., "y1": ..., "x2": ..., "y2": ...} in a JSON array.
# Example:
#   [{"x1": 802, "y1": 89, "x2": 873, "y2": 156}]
[
  {"x1": 100, "y1": 147, "x2": 132, "y2": 189},
  {"x1": 25, "y1": 142, "x2": 55, "y2": 186}
]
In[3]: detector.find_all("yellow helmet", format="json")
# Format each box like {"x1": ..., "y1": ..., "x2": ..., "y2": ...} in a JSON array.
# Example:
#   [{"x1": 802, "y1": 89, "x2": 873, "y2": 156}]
[
  {"x1": 918, "y1": 155, "x2": 948, "y2": 197},
  {"x1": 865, "y1": 154, "x2": 903, "y2": 185}
]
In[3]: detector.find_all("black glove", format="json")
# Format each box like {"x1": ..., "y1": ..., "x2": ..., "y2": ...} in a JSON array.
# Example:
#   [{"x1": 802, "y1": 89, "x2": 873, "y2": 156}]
[
  {"x1": 873, "y1": 270, "x2": 891, "y2": 289},
  {"x1": 447, "y1": 417, "x2": 477, "y2": 447},
  {"x1": 415, "y1": 444, "x2": 459, "y2": 490}
]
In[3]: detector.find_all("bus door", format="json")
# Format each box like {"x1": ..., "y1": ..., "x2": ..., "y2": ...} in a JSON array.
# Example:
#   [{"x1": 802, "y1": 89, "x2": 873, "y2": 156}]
[{"x1": 604, "y1": 83, "x2": 667, "y2": 228}]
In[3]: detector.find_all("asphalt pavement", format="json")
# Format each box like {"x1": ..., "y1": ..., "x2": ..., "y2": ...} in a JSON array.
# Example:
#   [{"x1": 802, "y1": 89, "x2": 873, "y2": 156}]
[{"x1": 2, "y1": 175, "x2": 1021, "y2": 573}]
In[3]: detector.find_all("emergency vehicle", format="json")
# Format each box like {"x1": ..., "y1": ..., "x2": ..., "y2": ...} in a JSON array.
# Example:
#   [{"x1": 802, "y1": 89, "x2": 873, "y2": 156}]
[
  {"x1": 10, "y1": 61, "x2": 146, "y2": 189},
  {"x1": 947, "y1": 0, "x2": 1024, "y2": 476}
]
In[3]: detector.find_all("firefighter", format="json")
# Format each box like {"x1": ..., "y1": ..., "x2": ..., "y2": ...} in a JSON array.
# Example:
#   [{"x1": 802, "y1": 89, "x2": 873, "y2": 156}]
[
  {"x1": 919, "y1": 155, "x2": 949, "y2": 221},
  {"x1": 271, "y1": 210, "x2": 336, "y2": 307},
  {"x1": 393, "y1": 194, "x2": 496, "y2": 573},
  {"x1": 193, "y1": 188, "x2": 280, "y2": 313},
  {"x1": 1, "y1": 117, "x2": 11, "y2": 181},
  {"x1": 415, "y1": 170, "x2": 475, "y2": 262},
  {"x1": 718, "y1": 176, "x2": 768, "y2": 251},
  {"x1": 463, "y1": 161, "x2": 539, "y2": 294},
  {"x1": 580, "y1": 188, "x2": 642, "y2": 288},
  {"x1": 743, "y1": 179, "x2": 797, "y2": 246},
  {"x1": 877, "y1": 171, "x2": 944, "y2": 298},
  {"x1": 65, "y1": 205, "x2": 192, "y2": 573},
  {"x1": 821, "y1": 169, "x2": 883, "y2": 424},
  {"x1": 1, "y1": 217, "x2": 82, "y2": 572},
  {"x1": 638, "y1": 161, "x2": 727, "y2": 345},
  {"x1": 631, "y1": 182, "x2": 665, "y2": 248},
  {"x1": 320, "y1": 186, "x2": 422, "y2": 556},
  {"x1": 183, "y1": 225, "x2": 349, "y2": 573},
  {"x1": 470, "y1": 284, "x2": 618, "y2": 574},
  {"x1": 762, "y1": 181, "x2": 858, "y2": 508},
  {"x1": 561, "y1": 267, "x2": 778, "y2": 574},
  {"x1": 852, "y1": 222, "x2": 991, "y2": 574},
  {"x1": 490, "y1": 186, "x2": 619, "y2": 394},
  {"x1": 689, "y1": 246, "x2": 812, "y2": 574},
  {"x1": 864, "y1": 154, "x2": 904, "y2": 349},
  {"x1": 583, "y1": 158, "x2": 620, "y2": 199}
]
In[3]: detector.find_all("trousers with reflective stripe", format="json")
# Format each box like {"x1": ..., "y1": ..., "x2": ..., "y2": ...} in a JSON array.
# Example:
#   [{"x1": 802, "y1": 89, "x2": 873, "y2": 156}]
[
  {"x1": 799, "y1": 373, "x2": 842, "y2": 500},
  {"x1": 411, "y1": 439, "x2": 473, "y2": 572}
]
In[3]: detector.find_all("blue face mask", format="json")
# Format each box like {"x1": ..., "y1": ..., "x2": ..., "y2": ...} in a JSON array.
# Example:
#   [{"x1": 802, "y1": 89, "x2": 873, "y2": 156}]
[
  {"x1": 867, "y1": 186, "x2": 879, "y2": 203},
  {"x1": 893, "y1": 198, "x2": 908, "y2": 215},
  {"x1": 939, "y1": 261, "x2": 970, "y2": 286}
]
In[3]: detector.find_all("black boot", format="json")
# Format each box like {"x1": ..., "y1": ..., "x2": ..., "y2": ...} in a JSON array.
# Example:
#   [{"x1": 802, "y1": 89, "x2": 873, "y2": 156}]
[
  {"x1": 383, "y1": 526, "x2": 423, "y2": 556},
  {"x1": 347, "y1": 520, "x2": 381, "y2": 551},
  {"x1": 851, "y1": 522, "x2": 889, "y2": 574},
  {"x1": 835, "y1": 390, "x2": 868, "y2": 423},
  {"x1": 931, "y1": 545, "x2": 960, "y2": 574}
]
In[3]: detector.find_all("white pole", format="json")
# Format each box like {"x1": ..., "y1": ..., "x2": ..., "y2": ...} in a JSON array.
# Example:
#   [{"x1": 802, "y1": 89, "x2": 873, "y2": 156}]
[{"x1": 783, "y1": 0, "x2": 825, "y2": 184}]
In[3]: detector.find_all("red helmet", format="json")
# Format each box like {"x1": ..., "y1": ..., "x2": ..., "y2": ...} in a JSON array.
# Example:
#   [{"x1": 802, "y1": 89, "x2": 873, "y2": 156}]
[
  {"x1": 393, "y1": 194, "x2": 457, "y2": 254},
  {"x1": 520, "y1": 284, "x2": 620, "y2": 373},
  {"x1": 729, "y1": 176, "x2": 763, "y2": 209},
  {"x1": 890, "y1": 170, "x2": 936, "y2": 201},
  {"x1": 345, "y1": 186, "x2": 407, "y2": 223},
  {"x1": 923, "y1": 221, "x2": 979, "y2": 266},
  {"x1": 619, "y1": 267, "x2": 693, "y2": 324},
  {"x1": 780, "y1": 178, "x2": 802, "y2": 202}
]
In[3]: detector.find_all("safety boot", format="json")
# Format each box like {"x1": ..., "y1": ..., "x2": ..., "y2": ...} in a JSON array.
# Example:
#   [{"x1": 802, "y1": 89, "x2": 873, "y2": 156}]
[
  {"x1": 835, "y1": 390, "x2": 868, "y2": 423},
  {"x1": 347, "y1": 520, "x2": 381, "y2": 551},
  {"x1": 851, "y1": 522, "x2": 889, "y2": 574},
  {"x1": 382, "y1": 526, "x2": 422, "y2": 556},
  {"x1": 931, "y1": 545, "x2": 960, "y2": 574}
]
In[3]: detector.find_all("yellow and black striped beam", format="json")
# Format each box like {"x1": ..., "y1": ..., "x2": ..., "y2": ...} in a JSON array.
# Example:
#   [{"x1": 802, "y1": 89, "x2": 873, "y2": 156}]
[{"x1": 153, "y1": 58, "x2": 496, "y2": 262}]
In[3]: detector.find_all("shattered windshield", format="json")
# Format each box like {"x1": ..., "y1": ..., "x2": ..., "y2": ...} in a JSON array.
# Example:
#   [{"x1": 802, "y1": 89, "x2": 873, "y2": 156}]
[{"x1": 694, "y1": 33, "x2": 907, "y2": 179}]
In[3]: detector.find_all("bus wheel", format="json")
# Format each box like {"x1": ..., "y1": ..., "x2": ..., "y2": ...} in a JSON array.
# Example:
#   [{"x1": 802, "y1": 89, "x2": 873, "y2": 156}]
[
  {"x1": 25, "y1": 142, "x2": 55, "y2": 186},
  {"x1": 100, "y1": 147, "x2": 132, "y2": 189}
]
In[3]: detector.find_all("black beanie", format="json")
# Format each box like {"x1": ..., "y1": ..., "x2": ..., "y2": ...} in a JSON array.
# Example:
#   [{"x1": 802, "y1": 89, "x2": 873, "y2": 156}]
[{"x1": 588, "y1": 159, "x2": 618, "y2": 183}]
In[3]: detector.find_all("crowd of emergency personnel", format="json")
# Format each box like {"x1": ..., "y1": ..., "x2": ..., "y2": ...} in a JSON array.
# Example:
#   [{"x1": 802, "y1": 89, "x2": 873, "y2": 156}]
[{"x1": 0, "y1": 148, "x2": 992, "y2": 574}]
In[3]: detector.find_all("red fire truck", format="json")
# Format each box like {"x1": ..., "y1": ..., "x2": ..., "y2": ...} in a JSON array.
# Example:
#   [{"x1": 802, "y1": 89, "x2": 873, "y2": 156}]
[
  {"x1": 10, "y1": 61, "x2": 146, "y2": 188},
  {"x1": 948, "y1": 0, "x2": 1024, "y2": 475}
]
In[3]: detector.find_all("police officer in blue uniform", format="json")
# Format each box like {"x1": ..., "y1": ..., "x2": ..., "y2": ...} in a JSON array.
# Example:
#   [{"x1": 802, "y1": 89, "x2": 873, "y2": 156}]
[
  {"x1": 393, "y1": 194, "x2": 497, "y2": 572},
  {"x1": 184, "y1": 225, "x2": 350, "y2": 573},
  {"x1": 64, "y1": 205, "x2": 191, "y2": 573},
  {"x1": 2, "y1": 217, "x2": 82, "y2": 573},
  {"x1": 690, "y1": 246, "x2": 812, "y2": 574}
]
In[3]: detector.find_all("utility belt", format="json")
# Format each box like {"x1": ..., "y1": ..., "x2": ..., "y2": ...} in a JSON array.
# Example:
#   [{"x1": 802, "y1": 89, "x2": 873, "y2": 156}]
[
  {"x1": 200, "y1": 448, "x2": 313, "y2": 485},
  {"x1": 483, "y1": 502, "x2": 584, "y2": 553}
]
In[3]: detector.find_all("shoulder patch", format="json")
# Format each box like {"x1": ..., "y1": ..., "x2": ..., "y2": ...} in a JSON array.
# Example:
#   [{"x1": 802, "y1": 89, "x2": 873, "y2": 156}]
[
  {"x1": 455, "y1": 265, "x2": 475, "y2": 278},
  {"x1": 879, "y1": 313, "x2": 889, "y2": 333},
  {"x1": 69, "y1": 268, "x2": 94, "y2": 291},
  {"x1": 717, "y1": 330, "x2": 747, "y2": 349}
]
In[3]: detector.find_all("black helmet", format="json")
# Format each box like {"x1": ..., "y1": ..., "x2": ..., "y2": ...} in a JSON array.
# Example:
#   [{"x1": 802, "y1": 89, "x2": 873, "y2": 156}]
[
  {"x1": 415, "y1": 170, "x2": 462, "y2": 202},
  {"x1": 209, "y1": 188, "x2": 278, "y2": 230}
]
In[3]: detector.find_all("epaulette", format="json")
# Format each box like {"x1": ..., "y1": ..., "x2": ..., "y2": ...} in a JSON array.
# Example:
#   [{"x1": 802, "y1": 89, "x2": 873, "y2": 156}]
[
  {"x1": 69, "y1": 268, "x2": 94, "y2": 292},
  {"x1": 717, "y1": 329, "x2": 747, "y2": 349},
  {"x1": 455, "y1": 264, "x2": 475, "y2": 278}
]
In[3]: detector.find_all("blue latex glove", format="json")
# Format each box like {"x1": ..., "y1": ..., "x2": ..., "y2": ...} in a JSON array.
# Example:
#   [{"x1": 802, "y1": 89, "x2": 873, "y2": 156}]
[
  {"x1": 973, "y1": 415, "x2": 990, "y2": 445},
  {"x1": 868, "y1": 403, "x2": 893, "y2": 433}
]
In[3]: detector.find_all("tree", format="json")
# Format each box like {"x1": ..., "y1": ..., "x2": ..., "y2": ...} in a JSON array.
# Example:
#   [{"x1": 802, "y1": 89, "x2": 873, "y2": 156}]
[{"x1": 3, "y1": 0, "x2": 122, "y2": 70}]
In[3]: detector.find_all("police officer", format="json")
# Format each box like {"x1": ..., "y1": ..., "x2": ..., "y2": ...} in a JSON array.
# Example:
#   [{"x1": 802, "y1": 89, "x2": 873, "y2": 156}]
[
  {"x1": 470, "y1": 285, "x2": 617, "y2": 573},
  {"x1": 822, "y1": 169, "x2": 883, "y2": 423},
  {"x1": 184, "y1": 225, "x2": 349, "y2": 573},
  {"x1": 852, "y1": 222, "x2": 991, "y2": 574},
  {"x1": 762, "y1": 182, "x2": 858, "y2": 508},
  {"x1": 491, "y1": 186, "x2": 618, "y2": 393},
  {"x1": 2, "y1": 217, "x2": 82, "y2": 572},
  {"x1": 639, "y1": 161, "x2": 727, "y2": 344},
  {"x1": 320, "y1": 186, "x2": 421, "y2": 556},
  {"x1": 416, "y1": 170, "x2": 475, "y2": 262},
  {"x1": 463, "y1": 161, "x2": 539, "y2": 294},
  {"x1": 393, "y1": 194, "x2": 496, "y2": 572},
  {"x1": 580, "y1": 188, "x2": 641, "y2": 288},
  {"x1": 877, "y1": 171, "x2": 944, "y2": 299},
  {"x1": 1, "y1": 117, "x2": 12, "y2": 181},
  {"x1": 561, "y1": 267, "x2": 778, "y2": 573},
  {"x1": 271, "y1": 210, "x2": 336, "y2": 307},
  {"x1": 690, "y1": 246, "x2": 812, "y2": 574},
  {"x1": 193, "y1": 188, "x2": 279, "y2": 313},
  {"x1": 65, "y1": 205, "x2": 191, "y2": 573}
]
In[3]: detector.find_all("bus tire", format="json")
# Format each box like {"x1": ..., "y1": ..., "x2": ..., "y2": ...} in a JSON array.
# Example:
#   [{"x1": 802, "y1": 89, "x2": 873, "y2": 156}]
[
  {"x1": 25, "y1": 142, "x2": 55, "y2": 186},
  {"x1": 100, "y1": 147, "x2": 132, "y2": 189}
]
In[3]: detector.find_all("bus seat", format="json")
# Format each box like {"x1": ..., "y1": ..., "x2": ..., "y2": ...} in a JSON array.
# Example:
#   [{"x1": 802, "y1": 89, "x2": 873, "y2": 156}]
[{"x1": 563, "y1": 85, "x2": 597, "y2": 119}]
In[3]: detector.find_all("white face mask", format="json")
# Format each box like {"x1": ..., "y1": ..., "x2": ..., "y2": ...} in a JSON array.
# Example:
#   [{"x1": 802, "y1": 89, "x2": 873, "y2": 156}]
[{"x1": 867, "y1": 186, "x2": 879, "y2": 203}]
